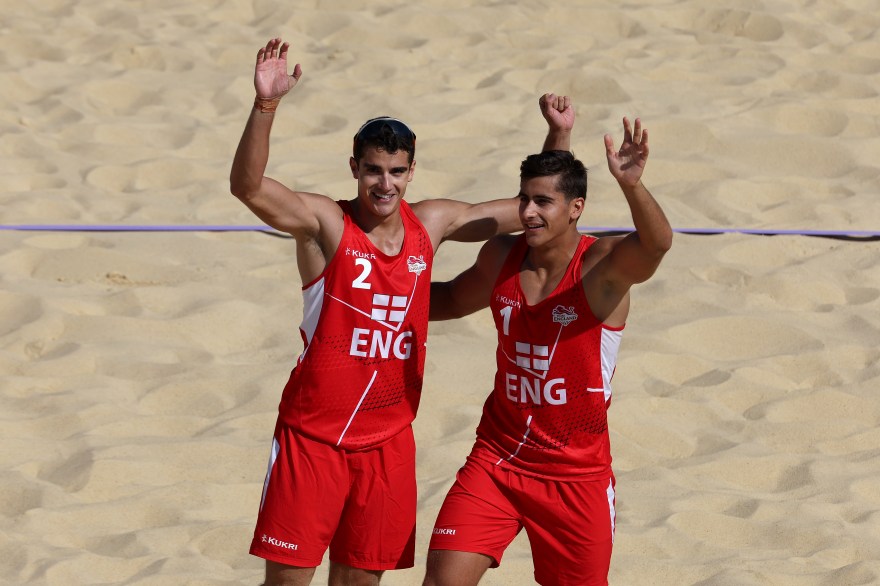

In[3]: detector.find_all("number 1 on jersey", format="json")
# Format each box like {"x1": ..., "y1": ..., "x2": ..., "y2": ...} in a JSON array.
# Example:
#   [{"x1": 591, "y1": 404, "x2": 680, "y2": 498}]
[{"x1": 499, "y1": 304, "x2": 512, "y2": 336}]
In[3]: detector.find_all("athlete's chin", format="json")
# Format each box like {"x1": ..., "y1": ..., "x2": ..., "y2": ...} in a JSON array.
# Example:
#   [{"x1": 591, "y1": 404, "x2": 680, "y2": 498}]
[{"x1": 524, "y1": 229, "x2": 546, "y2": 245}]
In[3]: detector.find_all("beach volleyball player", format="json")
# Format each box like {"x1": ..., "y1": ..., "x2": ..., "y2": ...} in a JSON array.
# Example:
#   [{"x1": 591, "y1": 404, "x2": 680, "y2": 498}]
[
  {"x1": 423, "y1": 118, "x2": 672, "y2": 585},
  {"x1": 229, "y1": 37, "x2": 575, "y2": 585}
]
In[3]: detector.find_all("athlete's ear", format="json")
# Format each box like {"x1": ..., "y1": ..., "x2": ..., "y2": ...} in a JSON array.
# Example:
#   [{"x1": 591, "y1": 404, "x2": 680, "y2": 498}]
[
  {"x1": 570, "y1": 197, "x2": 585, "y2": 220},
  {"x1": 349, "y1": 156, "x2": 359, "y2": 179},
  {"x1": 407, "y1": 159, "x2": 416, "y2": 182}
]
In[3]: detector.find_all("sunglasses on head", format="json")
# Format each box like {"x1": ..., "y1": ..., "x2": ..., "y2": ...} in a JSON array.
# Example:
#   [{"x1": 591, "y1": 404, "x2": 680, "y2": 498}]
[{"x1": 352, "y1": 117, "x2": 417, "y2": 153}]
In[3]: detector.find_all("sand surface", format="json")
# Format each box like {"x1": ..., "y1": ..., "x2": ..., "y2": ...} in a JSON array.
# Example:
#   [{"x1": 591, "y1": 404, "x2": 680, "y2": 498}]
[{"x1": 2, "y1": 1, "x2": 879, "y2": 584}]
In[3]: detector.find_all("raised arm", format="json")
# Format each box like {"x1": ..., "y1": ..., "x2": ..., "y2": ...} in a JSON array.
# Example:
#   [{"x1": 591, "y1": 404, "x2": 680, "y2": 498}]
[
  {"x1": 229, "y1": 38, "x2": 339, "y2": 238},
  {"x1": 540, "y1": 92, "x2": 574, "y2": 152},
  {"x1": 598, "y1": 117, "x2": 673, "y2": 290},
  {"x1": 430, "y1": 236, "x2": 512, "y2": 321},
  {"x1": 414, "y1": 93, "x2": 575, "y2": 248}
]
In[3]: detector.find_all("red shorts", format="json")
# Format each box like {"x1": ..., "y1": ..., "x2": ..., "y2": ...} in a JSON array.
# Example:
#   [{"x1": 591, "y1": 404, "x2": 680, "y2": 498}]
[
  {"x1": 250, "y1": 421, "x2": 417, "y2": 570},
  {"x1": 429, "y1": 456, "x2": 615, "y2": 586}
]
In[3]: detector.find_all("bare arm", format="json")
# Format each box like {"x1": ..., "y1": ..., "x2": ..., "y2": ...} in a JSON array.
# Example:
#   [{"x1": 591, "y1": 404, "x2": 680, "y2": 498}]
[
  {"x1": 597, "y1": 117, "x2": 673, "y2": 290},
  {"x1": 430, "y1": 236, "x2": 513, "y2": 321},
  {"x1": 415, "y1": 93, "x2": 576, "y2": 247},
  {"x1": 415, "y1": 197, "x2": 518, "y2": 246},
  {"x1": 540, "y1": 93, "x2": 574, "y2": 152},
  {"x1": 229, "y1": 38, "x2": 339, "y2": 238},
  {"x1": 230, "y1": 110, "x2": 330, "y2": 237}
]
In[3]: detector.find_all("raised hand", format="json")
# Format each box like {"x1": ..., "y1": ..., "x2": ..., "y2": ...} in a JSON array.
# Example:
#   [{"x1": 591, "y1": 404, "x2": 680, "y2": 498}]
[
  {"x1": 604, "y1": 117, "x2": 648, "y2": 188},
  {"x1": 539, "y1": 93, "x2": 574, "y2": 135},
  {"x1": 254, "y1": 38, "x2": 303, "y2": 99}
]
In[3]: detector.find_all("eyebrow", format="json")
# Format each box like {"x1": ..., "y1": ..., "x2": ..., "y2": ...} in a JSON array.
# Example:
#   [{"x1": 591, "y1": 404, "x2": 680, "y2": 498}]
[{"x1": 364, "y1": 163, "x2": 409, "y2": 173}]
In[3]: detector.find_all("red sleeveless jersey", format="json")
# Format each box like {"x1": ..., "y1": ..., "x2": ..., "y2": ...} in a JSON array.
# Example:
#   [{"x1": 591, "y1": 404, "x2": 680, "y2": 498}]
[
  {"x1": 278, "y1": 200, "x2": 433, "y2": 450},
  {"x1": 471, "y1": 235, "x2": 623, "y2": 479}
]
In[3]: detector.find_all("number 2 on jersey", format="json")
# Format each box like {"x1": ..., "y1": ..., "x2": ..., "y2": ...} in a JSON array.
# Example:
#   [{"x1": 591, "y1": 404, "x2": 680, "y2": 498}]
[{"x1": 352, "y1": 258, "x2": 372, "y2": 289}]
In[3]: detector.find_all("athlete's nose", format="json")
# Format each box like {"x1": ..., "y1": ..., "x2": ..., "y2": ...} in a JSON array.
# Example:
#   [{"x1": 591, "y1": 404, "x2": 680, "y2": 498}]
[
  {"x1": 378, "y1": 173, "x2": 393, "y2": 192},
  {"x1": 520, "y1": 199, "x2": 538, "y2": 219}
]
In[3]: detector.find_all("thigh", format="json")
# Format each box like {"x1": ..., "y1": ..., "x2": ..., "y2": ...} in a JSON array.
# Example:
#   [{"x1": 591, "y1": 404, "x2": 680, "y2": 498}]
[
  {"x1": 251, "y1": 423, "x2": 348, "y2": 567},
  {"x1": 423, "y1": 549, "x2": 494, "y2": 586},
  {"x1": 330, "y1": 427, "x2": 418, "y2": 570},
  {"x1": 428, "y1": 457, "x2": 522, "y2": 567},
  {"x1": 521, "y1": 475, "x2": 615, "y2": 586}
]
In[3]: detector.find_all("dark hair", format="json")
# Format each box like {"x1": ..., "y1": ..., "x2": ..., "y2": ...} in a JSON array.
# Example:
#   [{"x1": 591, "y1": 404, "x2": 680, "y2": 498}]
[
  {"x1": 519, "y1": 150, "x2": 587, "y2": 201},
  {"x1": 352, "y1": 117, "x2": 416, "y2": 163}
]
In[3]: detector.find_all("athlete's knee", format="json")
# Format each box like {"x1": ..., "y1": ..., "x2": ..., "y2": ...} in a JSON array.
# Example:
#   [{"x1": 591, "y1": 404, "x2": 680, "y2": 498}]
[
  {"x1": 328, "y1": 562, "x2": 383, "y2": 586},
  {"x1": 264, "y1": 560, "x2": 316, "y2": 586}
]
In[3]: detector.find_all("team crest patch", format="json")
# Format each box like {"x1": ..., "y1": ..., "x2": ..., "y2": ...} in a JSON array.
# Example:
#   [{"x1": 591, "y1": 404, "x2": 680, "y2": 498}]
[
  {"x1": 407, "y1": 255, "x2": 427, "y2": 275},
  {"x1": 552, "y1": 305, "x2": 578, "y2": 326}
]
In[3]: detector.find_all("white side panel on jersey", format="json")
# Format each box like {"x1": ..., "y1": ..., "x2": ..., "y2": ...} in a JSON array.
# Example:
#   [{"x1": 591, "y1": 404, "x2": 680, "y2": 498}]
[
  {"x1": 300, "y1": 277, "x2": 326, "y2": 345},
  {"x1": 600, "y1": 328, "x2": 623, "y2": 402}
]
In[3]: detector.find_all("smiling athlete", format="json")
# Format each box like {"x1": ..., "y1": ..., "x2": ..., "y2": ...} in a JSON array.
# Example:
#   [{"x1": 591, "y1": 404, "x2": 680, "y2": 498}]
[
  {"x1": 423, "y1": 118, "x2": 672, "y2": 586},
  {"x1": 229, "y1": 37, "x2": 575, "y2": 586}
]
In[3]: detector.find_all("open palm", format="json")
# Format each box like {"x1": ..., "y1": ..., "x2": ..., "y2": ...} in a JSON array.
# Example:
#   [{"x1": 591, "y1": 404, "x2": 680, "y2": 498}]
[
  {"x1": 605, "y1": 117, "x2": 648, "y2": 188},
  {"x1": 254, "y1": 38, "x2": 302, "y2": 99}
]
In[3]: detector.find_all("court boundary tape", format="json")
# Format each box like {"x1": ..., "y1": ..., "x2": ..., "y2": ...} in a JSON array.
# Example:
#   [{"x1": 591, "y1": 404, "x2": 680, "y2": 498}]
[{"x1": 0, "y1": 224, "x2": 878, "y2": 241}]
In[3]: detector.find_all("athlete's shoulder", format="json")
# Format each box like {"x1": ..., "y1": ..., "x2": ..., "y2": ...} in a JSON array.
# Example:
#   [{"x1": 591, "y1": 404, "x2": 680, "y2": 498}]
[
  {"x1": 472, "y1": 234, "x2": 519, "y2": 284},
  {"x1": 582, "y1": 234, "x2": 624, "y2": 262},
  {"x1": 405, "y1": 196, "x2": 448, "y2": 218},
  {"x1": 481, "y1": 233, "x2": 519, "y2": 259}
]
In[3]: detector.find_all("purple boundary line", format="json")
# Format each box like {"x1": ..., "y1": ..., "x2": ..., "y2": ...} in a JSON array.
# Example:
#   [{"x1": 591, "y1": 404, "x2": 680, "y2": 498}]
[
  {"x1": 0, "y1": 224, "x2": 274, "y2": 232},
  {"x1": 580, "y1": 226, "x2": 880, "y2": 237},
  {"x1": 0, "y1": 224, "x2": 878, "y2": 238}
]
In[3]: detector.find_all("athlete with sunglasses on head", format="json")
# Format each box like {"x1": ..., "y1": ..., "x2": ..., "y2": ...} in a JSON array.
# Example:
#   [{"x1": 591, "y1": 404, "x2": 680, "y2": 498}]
[{"x1": 230, "y1": 37, "x2": 574, "y2": 586}]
